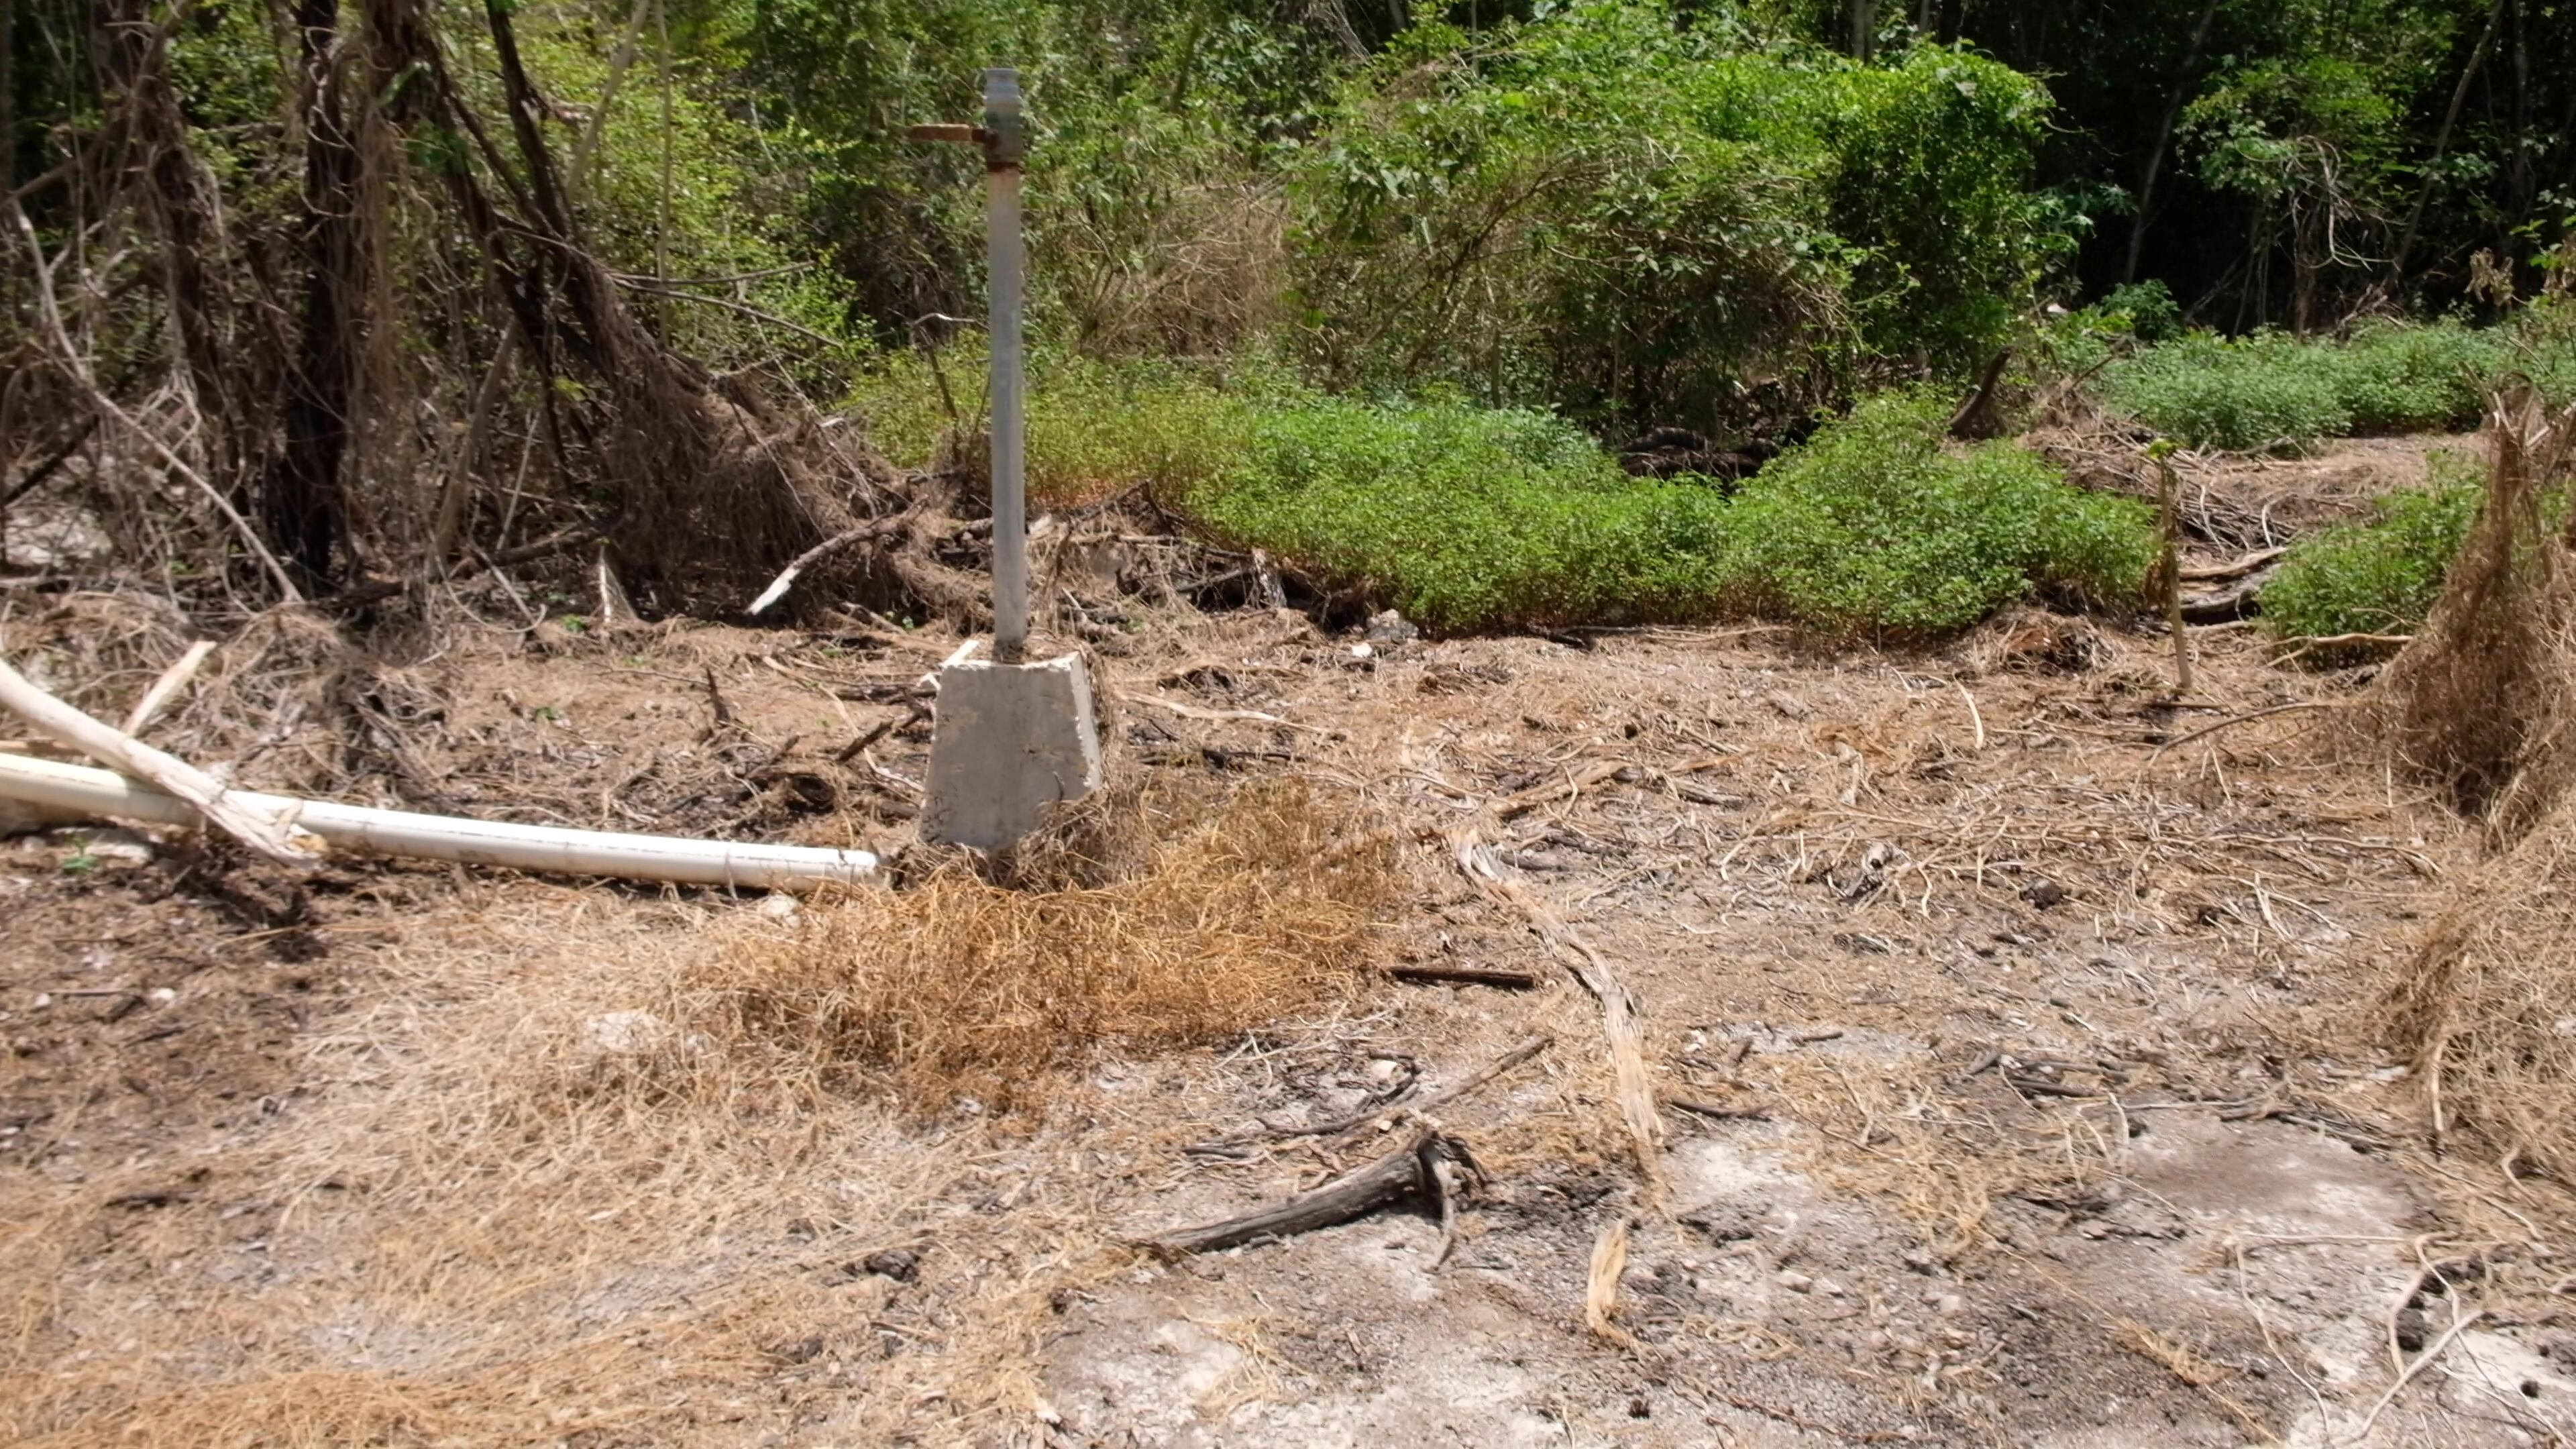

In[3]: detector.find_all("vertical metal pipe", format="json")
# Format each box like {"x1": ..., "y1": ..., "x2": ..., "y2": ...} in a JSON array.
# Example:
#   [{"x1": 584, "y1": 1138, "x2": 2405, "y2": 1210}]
[{"x1": 983, "y1": 67, "x2": 1028, "y2": 663}]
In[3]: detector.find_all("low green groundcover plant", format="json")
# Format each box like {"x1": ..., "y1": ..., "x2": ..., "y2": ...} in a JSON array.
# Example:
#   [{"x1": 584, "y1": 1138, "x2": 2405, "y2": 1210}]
[
  {"x1": 855, "y1": 356, "x2": 2156, "y2": 634},
  {"x1": 1720, "y1": 394, "x2": 2156, "y2": 633},
  {"x1": 2259, "y1": 450, "x2": 2487, "y2": 643},
  {"x1": 2098, "y1": 315, "x2": 2576, "y2": 453},
  {"x1": 1184, "y1": 390, "x2": 2154, "y2": 635}
]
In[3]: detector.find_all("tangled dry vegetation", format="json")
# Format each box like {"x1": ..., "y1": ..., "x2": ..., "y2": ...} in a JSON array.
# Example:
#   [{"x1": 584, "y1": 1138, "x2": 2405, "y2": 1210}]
[{"x1": 2379, "y1": 390, "x2": 2576, "y2": 1186}]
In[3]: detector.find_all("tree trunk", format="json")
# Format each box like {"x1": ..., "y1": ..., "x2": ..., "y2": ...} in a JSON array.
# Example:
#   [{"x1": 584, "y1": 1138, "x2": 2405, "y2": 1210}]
[
  {"x1": 261, "y1": 0, "x2": 362, "y2": 590},
  {"x1": 2123, "y1": 0, "x2": 2220, "y2": 286},
  {"x1": 2, "y1": 0, "x2": 15, "y2": 196},
  {"x1": 2391, "y1": 0, "x2": 2503, "y2": 282},
  {"x1": 2292, "y1": 195, "x2": 2321, "y2": 336},
  {"x1": 90, "y1": 0, "x2": 241, "y2": 485}
]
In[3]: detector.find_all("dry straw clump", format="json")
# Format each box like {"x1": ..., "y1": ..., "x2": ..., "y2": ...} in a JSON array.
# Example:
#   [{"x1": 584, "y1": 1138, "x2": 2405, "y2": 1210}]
[
  {"x1": 2385, "y1": 796, "x2": 2576, "y2": 1178},
  {"x1": 2378, "y1": 388, "x2": 2576, "y2": 1178},
  {"x1": 689, "y1": 778, "x2": 1400, "y2": 1111}
]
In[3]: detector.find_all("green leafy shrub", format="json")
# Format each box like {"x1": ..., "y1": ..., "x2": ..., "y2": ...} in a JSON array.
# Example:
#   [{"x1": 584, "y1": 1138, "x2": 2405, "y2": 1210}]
[
  {"x1": 1290, "y1": 3, "x2": 2059, "y2": 435},
  {"x1": 2101, "y1": 332, "x2": 2354, "y2": 450},
  {"x1": 2101, "y1": 319, "x2": 2525, "y2": 451},
  {"x1": 2332, "y1": 321, "x2": 2502, "y2": 433},
  {"x1": 1723, "y1": 394, "x2": 2157, "y2": 631},
  {"x1": 1182, "y1": 390, "x2": 2153, "y2": 634},
  {"x1": 1183, "y1": 398, "x2": 1672, "y2": 630},
  {"x1": 2097, "y1": 281, "x2": 2184, "y2": 343},
  {"x1": 2260, "y1": 451, "x2": 2486, "y2": 642}
]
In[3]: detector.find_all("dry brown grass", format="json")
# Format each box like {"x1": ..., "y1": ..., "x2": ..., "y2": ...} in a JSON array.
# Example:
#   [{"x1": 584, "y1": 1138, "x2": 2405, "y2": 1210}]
[
  {"x1": 0, "y1": 591, "x2": 352, "y2": 791},
  {"x1": 690, "y1": 778, "x2": 1400, "y2": 1112},
  {"x1": 2384, "y1": 797, "x2": 2576, "y2": 1179},
  {"x1": 0, "y1": 779, "x2": 1395, "y2": 1448}
]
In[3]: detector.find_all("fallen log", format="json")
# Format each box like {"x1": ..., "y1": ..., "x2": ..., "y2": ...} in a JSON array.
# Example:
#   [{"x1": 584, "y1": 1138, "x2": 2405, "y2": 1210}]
[
  {"x1": 1144, "y1": 1128, "x2": 1472, "y2": 1256},
  {"x1": 2178, "y1": 570, "x2": 2275, "y2": 623},
  {"x1": 0, "y1": 751, "x2": 876, "y2": 891}
]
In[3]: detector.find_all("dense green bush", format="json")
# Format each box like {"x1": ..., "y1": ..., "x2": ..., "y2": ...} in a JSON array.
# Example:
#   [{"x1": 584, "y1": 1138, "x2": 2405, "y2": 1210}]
[
  {"x1": 1180, "y1": 390, "x2": 2153, "y2": 633},
  {"x1": 1289, "y1": 4, "x2": 2059, "y2": 436},
  {"x1": 1182, "y1": 397, "x2": 1674, "y2": 630},
  {"x1": 2259, "y1": 451, "x2": 2486, "y2": 643}
]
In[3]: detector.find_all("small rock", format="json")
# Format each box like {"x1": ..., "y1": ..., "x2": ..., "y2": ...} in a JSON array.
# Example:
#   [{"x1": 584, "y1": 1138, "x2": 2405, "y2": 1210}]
[
  {"x1": 1817, "y1": 1278, "x2": 1847, "y2": 1297},
  {"x1": 1776, "y1": 1270, "x2": 1815, "y2": 1293},
  {"x1": 2020, "y1": 879, "x2": 2067, "y2": 910},
  {"x1": 1901, "y1": 1249, "x2": 1937, "y2": 1274},
  {"x1": 1364, "y1": 610, "x2": 1420, "y2": 647},
  {"x1": 1935, "y1": 1294, "x2": 1967, "y2": 1318},
  {"x1": 148, "y1": 987, "x2": 177, "y2": 1006},
  {"x1": 863, "y1": 1247, "x2": 920, "y2": 1282}
]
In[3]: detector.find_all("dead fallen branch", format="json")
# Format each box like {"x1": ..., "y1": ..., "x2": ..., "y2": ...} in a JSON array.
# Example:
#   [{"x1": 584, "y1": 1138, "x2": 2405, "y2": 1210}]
[
  {"x1": 1664, "y1": 1093, "x2": 1769, "y2": 1120},
  {"x1": 1387, "y1": 963, "x2": 1540, "y2": 989},
  {"x1": 1143, "y1": 1128, "x2": 1473, "y2": 1256},
  {"x1": 1585, "y1": 1218, "x2": 1637, "y2": 1346},
  {"x1": 1450, "y1": 824, "x2": 1665, "y2": 1201},
  {"x1": 2146, "y1": 700, "x2": 2349, "y2": 764},
  {"x1": 0, "y1": 651, "x2": 321, "y2": 865},
  {"x1": 2268, "y1": 631, "x2": 2414, "y2": 663},
  {"x1": 746, "y1": 517, "x2": 905, "y2": 616},
  {"x1": 1126, "y1": 694, "x2": 1342, "y2": 737},
  {"x1": 117, "y1": 641, "x2": 215, "y2": 736},
  {"x1": 2178, "y1": 572, "x2": 2275, "y2": 623},
  {"x1": 2180, "y1": 547, "x2": 2288, "y2": 583},
  {"x1": 1405, "y1": 1034, "x2": 1551, "y2": 1122},
  {"x1": 1497, "y1": 760, "x2": 1627, "y2": 820},
  {"x1": 2353, "y1": 1307, "x2": 2485, "y2": 1440}
]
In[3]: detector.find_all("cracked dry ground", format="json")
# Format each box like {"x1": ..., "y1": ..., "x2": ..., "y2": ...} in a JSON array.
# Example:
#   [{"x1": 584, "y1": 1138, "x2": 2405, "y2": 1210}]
[{"x1": 6, "y1": 604, "x2": 2572, "y2": 1446}]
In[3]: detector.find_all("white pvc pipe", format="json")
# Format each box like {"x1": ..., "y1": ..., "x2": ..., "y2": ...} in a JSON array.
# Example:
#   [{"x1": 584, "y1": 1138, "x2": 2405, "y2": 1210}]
[{"x1": 0, "y1": 752, "x2": 877, "y2": 892}]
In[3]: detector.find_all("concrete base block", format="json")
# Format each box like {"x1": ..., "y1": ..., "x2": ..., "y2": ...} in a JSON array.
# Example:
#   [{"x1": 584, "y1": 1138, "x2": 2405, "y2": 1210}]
[{"x1": 920, "y1": 652, "x2": 1104, "y2": 851}]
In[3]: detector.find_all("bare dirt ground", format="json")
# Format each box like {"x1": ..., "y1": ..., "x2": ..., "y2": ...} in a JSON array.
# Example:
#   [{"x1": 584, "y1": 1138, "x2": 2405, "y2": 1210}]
[{"x1": 9, "y1": 436, "x2": 2576, "y2": 1447}]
